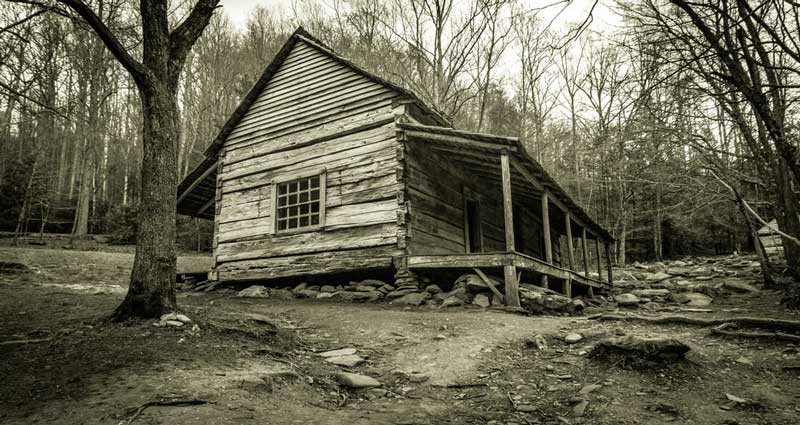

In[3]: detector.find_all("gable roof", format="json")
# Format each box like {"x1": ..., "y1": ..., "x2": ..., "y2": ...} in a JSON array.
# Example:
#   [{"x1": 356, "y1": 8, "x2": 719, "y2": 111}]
[
  {"x1": 202, "y1": 27, "x2": 448, "y2": 158},
  {"x1": 177, "y1": 27, "x2": 448, "y2": 215}
]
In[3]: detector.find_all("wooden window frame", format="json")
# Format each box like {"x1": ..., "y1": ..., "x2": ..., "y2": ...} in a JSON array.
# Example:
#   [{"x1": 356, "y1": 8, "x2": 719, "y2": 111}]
[{"x1": 271, "y1": 168, "x2": 327, "y2": 235}]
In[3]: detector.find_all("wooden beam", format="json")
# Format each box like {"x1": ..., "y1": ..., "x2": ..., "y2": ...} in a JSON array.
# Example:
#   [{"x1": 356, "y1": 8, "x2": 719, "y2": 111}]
[
  {"x1": 196, "y1": 197, "x2": 215, "y2": 216},
  {"x1": 564, "y1": 277, "x2": 573, "y2": 298},
  {"x1": 500, "y1": 152, "x2": 515, "y2": 252},
  {"x1": 541, "y1": 191, "x2": 553, "y2": 289},
  {"x1": 473, "y1": 268, "x2": 505, "y2": 304},
  {"x1": 504, "y1": 265, "x2": 520, "y2": 307},
  {"x1": 177, "y1": 160, "x2": 218, "y2": 204},
  {"x1": 581, "y1": 227, "x2": 590, "y2": 277},
  {"x1": 404, "y1": 130, "x2": 518, "y2": 152},
  {"x1": 605, "y1": 241, "x2": 614, "y2": 286},
  {"x1": 565, "y1": 212, "x2": 575, "y2": 270}
]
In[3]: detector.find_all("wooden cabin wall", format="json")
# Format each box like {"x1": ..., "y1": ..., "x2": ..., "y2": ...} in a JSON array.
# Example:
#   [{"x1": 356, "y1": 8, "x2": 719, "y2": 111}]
[
  {"x1": 212, "y1": 40, "x2": 405, "y2": 281},
  {"x1": 405, "y1": 142, "x2": 544, "y2": 259}
]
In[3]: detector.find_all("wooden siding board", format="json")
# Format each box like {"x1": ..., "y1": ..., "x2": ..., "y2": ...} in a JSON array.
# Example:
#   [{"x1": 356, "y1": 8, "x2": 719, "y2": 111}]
[{"x1": 210, "y1": 39, "x2": 404, "y2": 281}]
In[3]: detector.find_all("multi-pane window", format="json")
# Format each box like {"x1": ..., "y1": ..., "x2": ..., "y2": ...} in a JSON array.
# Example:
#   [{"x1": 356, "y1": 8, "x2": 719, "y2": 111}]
[{"x1": 275, "y1": 174, "x2": 322, "y2": 232}]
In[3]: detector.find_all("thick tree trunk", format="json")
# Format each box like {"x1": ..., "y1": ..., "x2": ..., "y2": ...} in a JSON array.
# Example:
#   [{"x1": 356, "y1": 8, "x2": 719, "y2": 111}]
[
  {"x1": 775, "y1": 159, "x2": 800, "y2": 278},
  {"x1": 113, "y1": 82, "x2": 179, "y2": 320}
]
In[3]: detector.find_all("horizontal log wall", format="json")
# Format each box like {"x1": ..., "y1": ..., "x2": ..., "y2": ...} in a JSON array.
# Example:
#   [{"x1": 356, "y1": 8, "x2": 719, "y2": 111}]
[
  {"x1": 214, "y1": 40, "x2": 404, "y2": 281},
  {"x1": 405, "y1": 142, "x2": 544, "y2": 258}
]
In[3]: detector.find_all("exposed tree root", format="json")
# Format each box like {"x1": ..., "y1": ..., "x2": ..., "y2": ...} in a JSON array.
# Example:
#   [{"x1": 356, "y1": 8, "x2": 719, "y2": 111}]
[
  {"x1": 587, "y1": 314, "x2": 800, "y2": 333},
  {"x1": 710, "y1": 328, "x2": 800, "y2": 343},
  {"x1": 122, "y1": 398, "x2": 209, "y2": 424}
]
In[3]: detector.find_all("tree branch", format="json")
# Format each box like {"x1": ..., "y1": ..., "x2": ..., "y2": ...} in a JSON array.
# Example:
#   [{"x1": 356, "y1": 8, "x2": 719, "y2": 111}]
[
  {"x1": 54, "y1": 0, "x2": 149, "y2": 85},
  {"x1": 168, "y1": 0, "x2": 220, "y2": 80}
]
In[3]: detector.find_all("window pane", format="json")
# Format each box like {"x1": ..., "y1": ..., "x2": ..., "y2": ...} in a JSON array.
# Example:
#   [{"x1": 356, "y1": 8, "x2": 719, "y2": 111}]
[{"x1": 275, "y1": 174, "x2": 323, "y2": 231}]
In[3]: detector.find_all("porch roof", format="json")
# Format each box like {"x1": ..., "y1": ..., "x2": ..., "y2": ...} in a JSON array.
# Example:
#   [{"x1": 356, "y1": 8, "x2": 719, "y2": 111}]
[{"x1": 398, "y1": 122, "x2": 613, "y2": 241}]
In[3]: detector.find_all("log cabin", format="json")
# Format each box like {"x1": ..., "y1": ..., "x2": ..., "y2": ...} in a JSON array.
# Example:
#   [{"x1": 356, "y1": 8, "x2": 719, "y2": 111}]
[{"x1": 176, "y1": 27, "x2": 614, "y2": 307}]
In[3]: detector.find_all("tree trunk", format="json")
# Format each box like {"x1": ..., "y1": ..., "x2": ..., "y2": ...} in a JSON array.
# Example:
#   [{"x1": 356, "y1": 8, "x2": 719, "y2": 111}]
[
  {"x1": 738, "y1": 198, "x2": 774, "y2": 286},
  {"x1": 112, "y1": 82, "x2": 179, "y2": 320},
  {"x1": 775, "y1": 159, "x2": 800, "y2": 278}
]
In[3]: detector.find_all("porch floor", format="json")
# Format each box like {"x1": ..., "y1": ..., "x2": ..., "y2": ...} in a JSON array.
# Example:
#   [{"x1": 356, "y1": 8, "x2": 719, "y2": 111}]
[{"x1": 407, "y1": 251, "x2": 611, "y2": 292}]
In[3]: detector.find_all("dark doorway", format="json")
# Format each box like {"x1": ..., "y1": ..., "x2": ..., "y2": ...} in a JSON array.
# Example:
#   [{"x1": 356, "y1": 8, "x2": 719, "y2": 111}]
[{"x1": 465, "y1": 199, "x2": 483, "y2": 253}]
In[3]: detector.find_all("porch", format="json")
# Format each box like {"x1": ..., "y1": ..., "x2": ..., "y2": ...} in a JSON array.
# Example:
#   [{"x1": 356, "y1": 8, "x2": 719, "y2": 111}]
[{"x1": 399, "y1": 122, "x2": 615, "y2": 307}]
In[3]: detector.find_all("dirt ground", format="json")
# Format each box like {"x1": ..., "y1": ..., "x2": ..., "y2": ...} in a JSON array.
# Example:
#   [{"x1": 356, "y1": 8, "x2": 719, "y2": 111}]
[{"x1": 1, "y1": 246, "x2": 799, "y2": 424}]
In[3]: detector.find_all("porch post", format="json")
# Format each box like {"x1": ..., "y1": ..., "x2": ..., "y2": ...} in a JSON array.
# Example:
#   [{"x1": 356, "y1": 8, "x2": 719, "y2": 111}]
[
  {"x1": 604, "y1": 241, "x2": 614, "y2": 286},
  {"x1": 595, "y1": 238, "x2": 603, "y2": 280},
  {"x1": 541, "y1": 191, "x2": 552, "y2": 289},
  {"x1": 565, "y1": 212, "x2": 575, "y2": 270},
  {"x1": 500, "y1": 152, "x2": 520, "y2": 307},
  {"x1": 581, "y1": 228, "x2": 590, "y2": 276}
]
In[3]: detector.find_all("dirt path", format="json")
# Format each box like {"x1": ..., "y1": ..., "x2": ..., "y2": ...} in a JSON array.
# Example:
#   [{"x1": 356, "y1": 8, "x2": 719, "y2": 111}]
[{"x1": 1, "y1": 247, "x2": 799, "y2": 424}]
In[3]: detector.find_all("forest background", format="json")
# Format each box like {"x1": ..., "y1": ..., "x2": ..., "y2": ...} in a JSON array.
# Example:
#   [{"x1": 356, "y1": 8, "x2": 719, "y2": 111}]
[{"x1": 1, "y1": 0, "x2": 797, "y2": 269}]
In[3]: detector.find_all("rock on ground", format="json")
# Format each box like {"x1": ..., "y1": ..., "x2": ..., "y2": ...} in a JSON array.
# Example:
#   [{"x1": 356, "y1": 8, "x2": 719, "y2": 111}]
[
  {"x1": 325, "y1": 354, "x2": 365, "y2": 367},
  {"x1": 319, "y1": 348, "x2": 357, "y2": 357},
  {"x1": 615, "y1": 293, "x2": 640, "y2": 306},
  {"x1": 335, "y1": 372, "x2": 381, "y2": 388},
  {"x1": 589, "y1": 335, "x2": 690, "y2": 366},
  {"x1": 472, "y1": 293, "x2": 491, "y2": 308},
  {"x1": 391, "y1": 291, "x2": 430, "y2": 306},
  {"x1": 237, "y1": 285, "x2": 269, "y2": 298}
]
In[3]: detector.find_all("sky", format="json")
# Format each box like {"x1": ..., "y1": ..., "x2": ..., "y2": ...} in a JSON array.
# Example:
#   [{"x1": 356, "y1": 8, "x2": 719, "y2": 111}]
[{"x1": 217, "y1": 0, "x2": 621, "y2": 33}]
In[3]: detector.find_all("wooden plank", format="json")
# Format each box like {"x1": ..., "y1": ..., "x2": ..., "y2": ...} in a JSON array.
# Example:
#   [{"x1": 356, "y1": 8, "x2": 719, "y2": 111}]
[
  {"x1": 473, "y1": 268, "x2": 505, "y2": 304},
  {"x1": 605, "y1": 241, "x2": 613, "y2": 286},
  {"x1": 565, "y1": 212, "x2": 575, "y2": 271},
  {"x1": 217, "y1": 246, "x2": 399, "y2": 281},
  {"x1": 216, "y1": 222, "x2": 398, "y2": 263},
  {"x1": 504, "y1": 265, "x2": 521, "y2": 307},
  {"x1": 404, "y1": 130, "x2": 517, "y2": 152},
  {"x1": 501, "y1": 152, "x2": 515, "y2": 252},
  {"x1": 178, "y1": 160, "x2": 218, "y2": 204},
  {"x1": 564, "y1": 277, "x2": 573, "y2": 298},
  {"x1": 407, "y1": 253, "x2": 514, "y2": 268}
]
